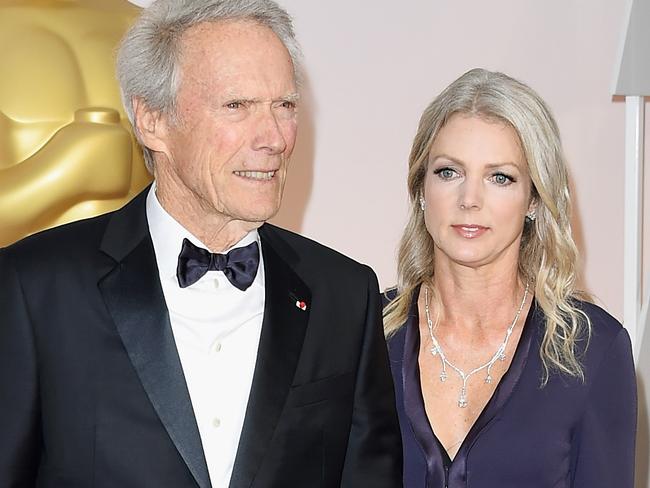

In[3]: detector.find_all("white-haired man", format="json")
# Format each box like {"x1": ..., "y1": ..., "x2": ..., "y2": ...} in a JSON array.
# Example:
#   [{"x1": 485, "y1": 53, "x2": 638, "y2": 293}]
[{"x1": 0, "y1": 1, "x2": 402, "y2": 487}]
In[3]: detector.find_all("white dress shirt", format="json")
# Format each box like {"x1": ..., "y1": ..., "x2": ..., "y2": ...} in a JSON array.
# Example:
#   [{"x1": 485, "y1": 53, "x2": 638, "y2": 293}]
[{"x1": 146, "y1": 185, "x2": 265, "y2": 488}]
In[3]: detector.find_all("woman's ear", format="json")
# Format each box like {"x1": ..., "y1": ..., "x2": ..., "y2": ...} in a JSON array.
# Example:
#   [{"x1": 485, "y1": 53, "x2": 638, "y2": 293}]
[{"x1": 526, "y1": 199, "x2": 538, "y2": 221}]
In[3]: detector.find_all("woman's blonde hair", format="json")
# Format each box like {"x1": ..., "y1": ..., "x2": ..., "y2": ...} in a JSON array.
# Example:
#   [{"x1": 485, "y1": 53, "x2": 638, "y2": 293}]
[{"x1": 384, "y1": 68, "x2": 590, "y2": 383}]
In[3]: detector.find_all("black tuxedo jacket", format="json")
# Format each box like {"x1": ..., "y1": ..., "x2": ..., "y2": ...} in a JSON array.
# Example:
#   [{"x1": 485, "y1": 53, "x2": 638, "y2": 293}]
[{"x1": 0, "y1": 190, "x2": 402, "y2": 488}]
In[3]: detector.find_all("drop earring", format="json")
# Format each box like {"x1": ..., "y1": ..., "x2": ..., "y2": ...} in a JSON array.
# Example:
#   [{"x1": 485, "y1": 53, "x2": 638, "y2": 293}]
[
  {"x1": 525, "y1": 210, "x2": 536, "y2": 222},
  {"x1": 419, "y1": 196, "x2": 426, "y2": 211}
]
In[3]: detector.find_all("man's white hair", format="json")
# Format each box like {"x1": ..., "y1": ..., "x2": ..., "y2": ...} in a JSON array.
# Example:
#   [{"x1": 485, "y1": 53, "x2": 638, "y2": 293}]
[{"x1": 116, "y1": 0, "x2": 302, "y2": 172}]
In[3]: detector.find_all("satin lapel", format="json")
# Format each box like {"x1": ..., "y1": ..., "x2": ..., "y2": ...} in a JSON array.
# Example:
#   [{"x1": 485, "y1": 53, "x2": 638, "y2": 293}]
[
  {"x1": 449, "y1": 299, "x2": 538, "y2": 485},
  {"x1": 97, "y1": 191, "x2": 211, "y2": 488},
  {"x1": 402, "y1": 286, "x2": 448, "y2": 486},
  {"x1": 229, "y1": 227, "x2": 311, "y2": 488}
]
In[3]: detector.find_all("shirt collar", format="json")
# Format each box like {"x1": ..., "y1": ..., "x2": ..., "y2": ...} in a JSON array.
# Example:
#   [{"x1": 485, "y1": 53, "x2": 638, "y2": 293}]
[{"x1": 145, "y1": 183, "x2": 260, "y2": 281}]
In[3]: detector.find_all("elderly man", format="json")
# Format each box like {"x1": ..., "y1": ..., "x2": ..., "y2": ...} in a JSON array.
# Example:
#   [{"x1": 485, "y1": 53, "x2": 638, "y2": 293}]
[{"x1": 0, "y1": 1, "x2": 402, "y2": 487}]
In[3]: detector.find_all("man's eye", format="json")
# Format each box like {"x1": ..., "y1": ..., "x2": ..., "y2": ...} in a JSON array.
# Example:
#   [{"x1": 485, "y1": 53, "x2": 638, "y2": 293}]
[
  {"x1": 225, "y1": 101, "x2": 243, "y2": 109},
  {"x1": 274, "y1": 100, "x2": 296, "y2": 111}
]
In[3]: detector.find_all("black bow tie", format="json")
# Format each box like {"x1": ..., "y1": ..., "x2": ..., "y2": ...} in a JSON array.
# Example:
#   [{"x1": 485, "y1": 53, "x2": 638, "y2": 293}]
[{"x1": 176, "y1": 238, "x2": 260, "y2": 290}]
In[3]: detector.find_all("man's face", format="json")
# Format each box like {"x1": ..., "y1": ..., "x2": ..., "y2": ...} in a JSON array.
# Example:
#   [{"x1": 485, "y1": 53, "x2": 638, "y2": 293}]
[{"x1": 153, "y1": 20, "x2": 298, "y2": 229}]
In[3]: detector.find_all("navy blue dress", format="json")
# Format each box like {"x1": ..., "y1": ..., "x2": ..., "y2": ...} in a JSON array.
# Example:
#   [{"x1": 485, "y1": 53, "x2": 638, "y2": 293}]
[{"x1": 386, "y1": 289, "x2": 636, "y2": 488}]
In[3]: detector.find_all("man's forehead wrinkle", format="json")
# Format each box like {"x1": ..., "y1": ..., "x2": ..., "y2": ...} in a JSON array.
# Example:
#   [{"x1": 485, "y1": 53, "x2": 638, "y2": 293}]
[
  {"x1": 173, "y1": 20, "x2": 297, "y2": 112},
  {"x1": 176, "y1": 54, "x2": 231, "y2": 100},
  {"x1": 217, "y1": 91, "x2": 300, "y2": 102},
  {"x1": 175, "y1": 69, "x2": 212, "y2": 104}
]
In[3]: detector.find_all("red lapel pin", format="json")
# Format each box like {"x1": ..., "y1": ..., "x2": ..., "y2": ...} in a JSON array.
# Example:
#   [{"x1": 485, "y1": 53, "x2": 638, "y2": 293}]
[{"x1": 295, "y1": 300, "x2": 307, "y2": 311}]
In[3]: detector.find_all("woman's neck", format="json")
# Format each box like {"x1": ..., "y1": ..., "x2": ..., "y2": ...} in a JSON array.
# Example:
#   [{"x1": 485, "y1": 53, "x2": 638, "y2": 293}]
[{"x1": 429, "y1": 260, "x2": 526, "y2": 332}]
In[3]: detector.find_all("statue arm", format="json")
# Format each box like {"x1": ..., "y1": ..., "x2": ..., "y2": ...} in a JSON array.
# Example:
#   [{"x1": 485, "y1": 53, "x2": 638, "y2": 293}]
[{"x1": 0, "y1": 109, "x2": 133, "y2": 244}]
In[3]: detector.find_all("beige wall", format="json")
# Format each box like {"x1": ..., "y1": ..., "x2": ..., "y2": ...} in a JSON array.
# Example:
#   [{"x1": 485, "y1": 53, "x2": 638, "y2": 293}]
[
  {"x1": 129, "y1": 0, "x2": 646, "y2": 320},
  {"x1": 266, "y1": 7, "x2": 649, "y2": 484},
  {"x1": 267, "y1": 0, "x2": 650, "y2": 324},
  {"x1": 129, "y1": 0, "x2": 649, "y2": 483}
]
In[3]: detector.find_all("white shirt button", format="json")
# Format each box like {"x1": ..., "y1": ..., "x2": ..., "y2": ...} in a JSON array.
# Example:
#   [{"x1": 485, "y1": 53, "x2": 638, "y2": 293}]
[
  {"x1": 212, "y1": 341, "x2": 222, "y2": 353},
  {"x1": 213, "y1": 279, "x2": 220, "y2": 289},
  {"x1": 212, "y1": 417, "x2": 221, "y2": 428}
]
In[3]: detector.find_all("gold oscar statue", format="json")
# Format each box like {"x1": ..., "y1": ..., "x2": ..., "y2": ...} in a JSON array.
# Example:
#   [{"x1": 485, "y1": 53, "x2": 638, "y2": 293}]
[{"x1": 0, "y1": 0, "x2": 152, "y2": 247}]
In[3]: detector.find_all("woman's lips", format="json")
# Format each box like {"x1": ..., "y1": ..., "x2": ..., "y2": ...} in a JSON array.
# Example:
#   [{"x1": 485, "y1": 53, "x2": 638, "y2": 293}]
[{"x1": 451, "y1": 224, "x2": 488, "y2": 239}]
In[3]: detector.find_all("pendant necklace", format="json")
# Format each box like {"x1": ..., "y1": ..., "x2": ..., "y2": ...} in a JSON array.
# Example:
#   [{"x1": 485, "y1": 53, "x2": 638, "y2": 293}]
[{"x1": 424, "y1": 282, "x2": 529, "y2": 408}]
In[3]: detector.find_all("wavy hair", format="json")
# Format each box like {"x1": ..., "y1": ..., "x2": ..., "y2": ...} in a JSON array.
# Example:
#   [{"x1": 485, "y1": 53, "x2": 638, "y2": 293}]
[
  {"x1": 116, "y1": 0, "x2": 302, "y2": 172},
  {"x1": 384, "y1": 68, "x2": 590, "y2": 383}
]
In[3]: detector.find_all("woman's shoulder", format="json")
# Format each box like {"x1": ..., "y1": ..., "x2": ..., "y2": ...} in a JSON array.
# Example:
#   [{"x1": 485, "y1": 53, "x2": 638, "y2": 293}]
[
  {"x1": 382, "y1": 286, "x2": 409, "y2": 356},
  {"x1": 573, "y1": 299, "x2": 625, "y2": 342},
  {"x1": 382, "y1": 286, "x2": 398, "y2": 308},
  {"x1": 570, "y1": 299, "x2": 633, "y2": 379}
]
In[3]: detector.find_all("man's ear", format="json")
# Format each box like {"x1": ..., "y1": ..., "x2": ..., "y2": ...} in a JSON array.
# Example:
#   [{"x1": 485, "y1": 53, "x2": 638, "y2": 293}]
[{"x1": 132, "y1": 97, "x2": 172, "y2": 156}]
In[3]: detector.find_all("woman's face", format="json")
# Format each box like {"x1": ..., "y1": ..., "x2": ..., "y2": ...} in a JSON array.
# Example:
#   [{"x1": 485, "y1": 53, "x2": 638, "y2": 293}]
[{"x1": 423, "y1": 113, "x2": 534, "y2": 272}]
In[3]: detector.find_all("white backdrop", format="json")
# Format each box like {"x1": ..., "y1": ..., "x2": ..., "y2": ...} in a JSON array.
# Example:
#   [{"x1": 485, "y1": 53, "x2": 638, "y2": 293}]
[
  {"x1": 274, "y1": 0, "x2": 650, "y2": 324},
  {"x1": 128, "y1": 0, "x2": 650, "y2": 323},
  {"x1": 127, "y1": 2, "x2": 649, "y2": 484}
]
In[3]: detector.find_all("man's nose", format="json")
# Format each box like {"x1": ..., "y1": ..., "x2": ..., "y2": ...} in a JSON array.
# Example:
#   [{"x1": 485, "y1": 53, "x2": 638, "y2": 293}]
[{"x1": 252, "y1": 107, "x2": 288, "y2": 154}]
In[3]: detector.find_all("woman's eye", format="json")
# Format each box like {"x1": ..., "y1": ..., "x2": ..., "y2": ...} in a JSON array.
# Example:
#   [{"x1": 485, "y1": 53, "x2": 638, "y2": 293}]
[
  {"x1": 492, "y1": 173, "x2": 514, "y2": 185},
  {"x1": 433, "y1": 167, "x2": 457, "y2": 180}
]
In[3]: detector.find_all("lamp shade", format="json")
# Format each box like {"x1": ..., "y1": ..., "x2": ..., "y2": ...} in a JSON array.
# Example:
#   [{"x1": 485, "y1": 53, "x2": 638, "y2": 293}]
[{"x1": 614, "y1": 0, "x2": 650, "y2": 96}]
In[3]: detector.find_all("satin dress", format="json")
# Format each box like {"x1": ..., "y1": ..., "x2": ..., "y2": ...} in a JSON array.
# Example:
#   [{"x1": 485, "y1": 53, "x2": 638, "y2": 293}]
[{"x1": 385, "y1": 288, "x2": 636, "y2": 488}]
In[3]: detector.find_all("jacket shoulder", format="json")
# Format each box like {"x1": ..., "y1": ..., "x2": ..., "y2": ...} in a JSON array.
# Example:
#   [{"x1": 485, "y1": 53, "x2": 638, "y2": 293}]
[
  {"x1": 2, "y1": 189, "x2": 147, "y2": 271},
  {"x1": 4, "y1": 212, "x2": 110, "y2": 264}
]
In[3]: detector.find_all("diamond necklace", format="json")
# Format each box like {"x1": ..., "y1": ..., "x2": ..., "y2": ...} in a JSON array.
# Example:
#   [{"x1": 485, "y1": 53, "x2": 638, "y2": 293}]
[{"x1": 424, "y1": 282, "x2": 529, "y2": 408}]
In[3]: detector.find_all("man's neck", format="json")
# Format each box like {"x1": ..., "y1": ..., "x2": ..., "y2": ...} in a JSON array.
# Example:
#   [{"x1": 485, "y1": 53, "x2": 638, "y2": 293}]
[{"x1": 154, "y1": 180, "x2": 260, "y2": 253}]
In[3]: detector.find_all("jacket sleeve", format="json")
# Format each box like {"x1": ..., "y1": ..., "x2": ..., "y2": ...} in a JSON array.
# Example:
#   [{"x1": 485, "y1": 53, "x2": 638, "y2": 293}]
[
  {"x1": 0, "y1": 248, "x2": 41, "y2": 487},
  {"x1": 340, "y1": 266, "x2": 402, "y2": 487},
  {"x1": 571, "y1": 327, "x2": 636, "y2": 488}
]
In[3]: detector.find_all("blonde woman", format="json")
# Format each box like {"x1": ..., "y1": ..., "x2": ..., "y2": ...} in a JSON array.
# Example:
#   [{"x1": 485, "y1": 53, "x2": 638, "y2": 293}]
[{"x1": 384, "y1": 68, "x2": 636, "y2": 488}]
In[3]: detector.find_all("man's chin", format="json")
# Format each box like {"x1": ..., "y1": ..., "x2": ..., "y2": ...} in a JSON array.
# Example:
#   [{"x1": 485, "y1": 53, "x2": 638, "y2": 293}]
[{"x1": 238, "y1": 204, "x2": 282, "y2": 226}]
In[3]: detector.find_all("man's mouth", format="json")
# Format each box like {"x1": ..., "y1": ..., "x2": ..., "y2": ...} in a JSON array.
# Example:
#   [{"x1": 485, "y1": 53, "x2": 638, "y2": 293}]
[{"x1": 233, "y1": 170, "x2": 276, "y2": 181}]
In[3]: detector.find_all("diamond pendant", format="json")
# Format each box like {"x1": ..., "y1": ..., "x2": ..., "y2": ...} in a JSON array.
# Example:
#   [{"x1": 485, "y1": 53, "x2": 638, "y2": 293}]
[
  {"x1": 422, "y1": 282, "x2": 530, "y2": 412},
  {"x1": 458, "y1": 387, "x2": 468, "y2": 408},
  {"x1": 458, "y1": 394, "x2": 468, "y2": 408}
]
